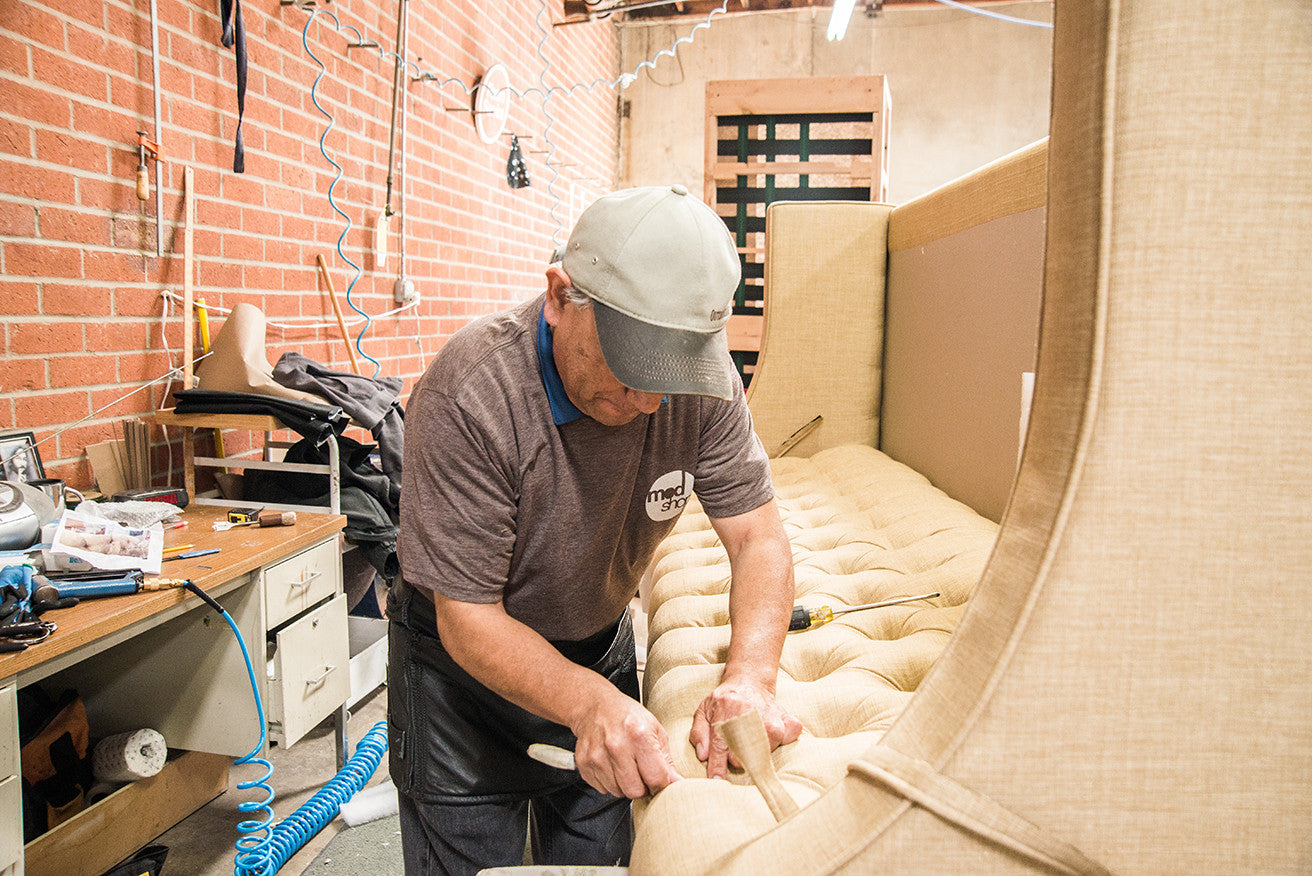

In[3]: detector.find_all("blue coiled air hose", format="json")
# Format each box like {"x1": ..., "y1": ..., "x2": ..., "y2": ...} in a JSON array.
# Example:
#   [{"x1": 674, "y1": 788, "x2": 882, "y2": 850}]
[{"x1": 181, "y1": 582, "x2": 388, "y2": 876}]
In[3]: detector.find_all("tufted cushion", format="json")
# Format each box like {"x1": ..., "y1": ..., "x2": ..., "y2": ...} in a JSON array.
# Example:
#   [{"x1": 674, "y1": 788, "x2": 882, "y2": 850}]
[{"x1": 640, "y1": 443, "x2": 997, "y2": 806}]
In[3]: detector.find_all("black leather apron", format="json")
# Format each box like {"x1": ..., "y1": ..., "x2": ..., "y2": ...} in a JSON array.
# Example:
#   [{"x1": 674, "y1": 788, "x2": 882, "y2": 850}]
[{"x1": 388, "y1": 596, "x2": 638, "y2": 804}]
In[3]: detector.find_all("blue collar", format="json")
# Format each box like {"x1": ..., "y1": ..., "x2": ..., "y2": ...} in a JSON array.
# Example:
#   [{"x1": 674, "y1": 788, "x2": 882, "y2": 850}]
[{"x1": 537, "y1": 306, "x2": 584, "y2": 425}]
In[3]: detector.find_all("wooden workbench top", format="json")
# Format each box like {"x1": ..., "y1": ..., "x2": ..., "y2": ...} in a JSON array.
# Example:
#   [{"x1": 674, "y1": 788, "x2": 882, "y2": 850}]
[{"x1": 0, "y1": 504, "x2": 346, "y2": 680}]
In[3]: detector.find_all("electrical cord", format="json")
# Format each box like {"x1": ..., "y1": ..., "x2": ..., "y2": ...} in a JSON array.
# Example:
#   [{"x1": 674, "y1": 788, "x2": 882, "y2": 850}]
[
  {"x1": 179, "y1": 580, "x2": 388, "y2": 875},
  {"x1": 299, "y1": 7, "x2": 382, "y2": 380}
]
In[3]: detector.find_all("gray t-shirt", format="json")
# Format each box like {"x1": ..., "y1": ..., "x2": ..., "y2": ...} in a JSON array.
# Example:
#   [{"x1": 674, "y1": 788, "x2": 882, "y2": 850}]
[{"x1": 396, "y1": 294, "x2": 774, "y2": 642}]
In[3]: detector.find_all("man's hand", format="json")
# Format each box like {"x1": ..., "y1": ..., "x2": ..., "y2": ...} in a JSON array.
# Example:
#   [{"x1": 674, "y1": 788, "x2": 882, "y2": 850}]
[
  {"x1": 690, "y1": 679, "x2": 803, "y2": 779},
  {"x1": 696, "y1": 500, "x2": 803, "y2": 779},
  {"x1": 570, "y1": 684, "x2": 682, "y2": 799}
]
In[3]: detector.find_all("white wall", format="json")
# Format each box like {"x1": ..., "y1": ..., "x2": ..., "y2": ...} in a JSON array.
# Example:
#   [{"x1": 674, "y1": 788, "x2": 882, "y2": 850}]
[{"x1": 617, "y1": 2, "x2": 1052, "y2": 204}]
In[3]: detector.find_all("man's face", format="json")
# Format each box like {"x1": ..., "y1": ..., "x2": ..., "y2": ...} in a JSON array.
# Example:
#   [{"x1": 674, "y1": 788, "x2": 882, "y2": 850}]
[{"x1": 544, "y1": 268, "x2": 664, "y2": 427}]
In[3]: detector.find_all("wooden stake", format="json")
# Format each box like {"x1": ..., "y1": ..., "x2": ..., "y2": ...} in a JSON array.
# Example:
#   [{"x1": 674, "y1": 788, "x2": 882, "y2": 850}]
[
  {"x1": 183, "y1": 166, "x2": 195, "y2": 390},
  {"x1": 316, "y1": 254, "x2": 363, "y2": 376}
]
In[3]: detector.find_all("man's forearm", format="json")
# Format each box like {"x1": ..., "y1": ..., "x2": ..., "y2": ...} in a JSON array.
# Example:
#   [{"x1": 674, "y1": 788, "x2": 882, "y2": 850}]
[
  {"x1": 431, "y1": 593, "x2": 611, "y2": 729},
  {"x1": 716, "y1": 500, "x2": 795, "y2": 688},
  {"x1": 431, "y1": 592, "x2": 682, "y2": 797}
]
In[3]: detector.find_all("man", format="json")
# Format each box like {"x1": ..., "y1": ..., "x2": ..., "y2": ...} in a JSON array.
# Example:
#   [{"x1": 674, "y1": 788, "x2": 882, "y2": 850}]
[{"x1": 388, "y1": 184, "x2": 802, "y2": 875}]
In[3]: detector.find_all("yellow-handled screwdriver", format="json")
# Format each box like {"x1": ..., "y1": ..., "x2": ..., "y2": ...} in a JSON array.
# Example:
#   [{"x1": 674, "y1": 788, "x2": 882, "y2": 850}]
[{"x1": 788, "y1": 591, "x2": 940, "y2": 631}]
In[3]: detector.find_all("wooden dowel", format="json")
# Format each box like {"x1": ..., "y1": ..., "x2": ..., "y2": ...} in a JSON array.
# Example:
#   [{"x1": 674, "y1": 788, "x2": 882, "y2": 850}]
[{"x1": 316, "y1": 254, "x2": 362, "y2": 376}]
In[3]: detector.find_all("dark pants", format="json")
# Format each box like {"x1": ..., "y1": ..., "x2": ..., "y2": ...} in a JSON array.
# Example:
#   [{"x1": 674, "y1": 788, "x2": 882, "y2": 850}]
[{"x1": 387, "y1": 607, "x2": 638, "y2": 876}]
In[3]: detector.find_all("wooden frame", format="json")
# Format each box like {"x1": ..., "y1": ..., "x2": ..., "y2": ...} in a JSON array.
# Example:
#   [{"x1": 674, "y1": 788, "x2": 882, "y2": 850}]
[{"x1": 704, "y1": 75, "x2": 891, "y2": 384}]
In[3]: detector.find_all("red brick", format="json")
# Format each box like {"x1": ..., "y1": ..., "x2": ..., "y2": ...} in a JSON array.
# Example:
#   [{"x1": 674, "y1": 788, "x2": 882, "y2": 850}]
[
  {"x1": 110, "y1": 213, "x2": 155, "y2": 252},
  {"x1": 0, "y1": 158, "x2": 75, "y2": 208},
  {"x1": 0, "y1": 200, "x2": 37, "y2": 237},
  {"x1": 40, "y1": 206, "x2": 110, "y2": 246},
  {"x1": 0, "y1": 4, "x2": 65, "y2": 53},
  {"x1": 83, "y1": 247, "x2": 144, "y2": 282},
  {"x1": 0, "y1": 116, "x2": 33, "y2": 162},
  {"x1": 0, "y1": 279, "x2": 39, "y2": 315},
  {"x1": 0, "y1": 33, "x2": 30, "y2": 77},
  {"x1": 197, "y1": 258, "x2": 241, "y2": 291},
  {"x1": 240, "y1": 205, "x2": 282, "y2": 237},
  {"x1": 85, "y1": 319, "x2": 148, "y2": 353},
  {"x1": 43, "y1": 282, "x2": 114, "y2": 317},
  {"x1": 33, "y1": 129, "x2": 108, "y2": 174},
  {"x1": 114, "y1": 286, "x2": 166, "y2": 318},
  {"x1": 49, "y1": 353, "x2": 105, "y2": 388},
  {"x1": 60, "y1": 421, "x2": 121, "y2": 456},
  {"x1": 31, "y1": 46, "x2": 107, "y2": 103},
  {"x1": 15, "y1": 389, "x2": 88, "y2": 427},
  {"x1": 4, "y1": 241, "x2": 82, "y2": 279},
  {"x1": 69, "y1": 24, "x2": 138, "y2": 78},
  {"x1": 116, "y1": 350, "x2": 173, "y2": 384},
  {"x1": 89, "y1": 386, "x2": 148, "y2": 420},
  {"x1": 70, "y1": 102, "x2": 137, "y2": 149},
  {"x1": 0, "y1": 357, "x2": 45, "y2": 392}
]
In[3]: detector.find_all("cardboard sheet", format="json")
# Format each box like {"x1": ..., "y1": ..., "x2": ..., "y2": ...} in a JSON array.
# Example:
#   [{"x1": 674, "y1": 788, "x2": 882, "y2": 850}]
[{"x1": 194, "y1": 303, "x2": 323, "y2": 404}]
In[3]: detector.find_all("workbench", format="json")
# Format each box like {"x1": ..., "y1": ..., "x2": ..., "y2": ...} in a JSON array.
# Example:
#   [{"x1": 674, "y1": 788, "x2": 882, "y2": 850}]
[{"x1": 0, "y1": 505, "x2": 348, "y2": 876}]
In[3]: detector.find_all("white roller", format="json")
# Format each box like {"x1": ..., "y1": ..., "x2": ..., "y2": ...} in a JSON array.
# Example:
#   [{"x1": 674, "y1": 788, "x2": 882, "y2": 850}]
[{"x1": 93, "y1": 728, "x2": 167, "y2": 783}]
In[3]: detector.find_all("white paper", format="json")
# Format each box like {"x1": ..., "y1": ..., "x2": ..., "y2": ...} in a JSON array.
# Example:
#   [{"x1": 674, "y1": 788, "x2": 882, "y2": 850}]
[{"x1": 50, "y1": 509, "x2": 162, "y2": 574}]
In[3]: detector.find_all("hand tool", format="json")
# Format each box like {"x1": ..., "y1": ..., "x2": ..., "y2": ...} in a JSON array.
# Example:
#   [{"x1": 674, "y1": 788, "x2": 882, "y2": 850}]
[
  {"x1": 226, "y1": 507, "x2": 260, "y2": 524},
  {"x1": 788, "y1": 591, "x2": 941, "y2": 631},
  {"x1": 527, "y1": 743, "x2": 577, "y2": 771},
  {"x1": 36, "y1": 575, "x2": 140, "y2": 599},
  {"x1": 213, "y1": 510, "x2": 297, "y2": 531},
  {"x1": 163, "y1": 548, "x2": 220, "y2": 562},
  {"x1": 0, "y1": 620, "x2": 55, "y2": 651},
  {"x1": 162, "y1": 543, "x2": 195, "y2": 554},
  {"x1": 35, "y1": 575, "x2": 192, "y2": 601}
]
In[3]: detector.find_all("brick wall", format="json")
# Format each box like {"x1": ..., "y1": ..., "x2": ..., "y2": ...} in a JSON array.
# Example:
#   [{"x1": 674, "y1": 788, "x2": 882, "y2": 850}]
[{"x1": 0, "y1": 0, "x2": 618, "y2": 491}]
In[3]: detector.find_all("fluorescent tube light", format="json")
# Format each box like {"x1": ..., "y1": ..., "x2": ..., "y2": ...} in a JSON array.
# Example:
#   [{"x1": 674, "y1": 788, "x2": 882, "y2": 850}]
[{"x1": 828, "y1": 0, "x2": 858, "y2": 41}]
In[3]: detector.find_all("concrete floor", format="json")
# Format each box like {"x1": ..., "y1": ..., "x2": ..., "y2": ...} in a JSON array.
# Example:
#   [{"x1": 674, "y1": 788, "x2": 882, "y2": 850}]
[{"x1": 154, "y1": 685, "x2": 400, "y2": 876}]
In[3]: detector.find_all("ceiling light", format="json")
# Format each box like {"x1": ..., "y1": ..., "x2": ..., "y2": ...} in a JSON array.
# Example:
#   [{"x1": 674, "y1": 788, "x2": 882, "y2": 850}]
[{"x1": 828, "y1": 0, "x2": 858, "y2": 41}]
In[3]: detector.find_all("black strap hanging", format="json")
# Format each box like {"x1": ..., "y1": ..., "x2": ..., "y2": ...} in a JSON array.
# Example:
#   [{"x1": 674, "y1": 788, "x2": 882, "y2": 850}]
[{"x1": 218, "y1": 0, "x2": 247, "y2": 173}]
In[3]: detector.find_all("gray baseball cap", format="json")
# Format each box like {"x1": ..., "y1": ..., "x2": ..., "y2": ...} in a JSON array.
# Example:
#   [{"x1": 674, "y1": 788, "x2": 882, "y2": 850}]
[{"x1": 554, "y1": 185, "x2": 742, "y2": 401}]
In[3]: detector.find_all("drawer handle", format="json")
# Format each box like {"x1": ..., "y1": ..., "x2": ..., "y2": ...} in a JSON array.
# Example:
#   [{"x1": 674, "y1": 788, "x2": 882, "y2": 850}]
[
  {"x1": 289, "y1": 571, "x2": 324, "y2": 591},
  {"x1": 305, "y1": 664, "x2": 337, "y2": 689}
]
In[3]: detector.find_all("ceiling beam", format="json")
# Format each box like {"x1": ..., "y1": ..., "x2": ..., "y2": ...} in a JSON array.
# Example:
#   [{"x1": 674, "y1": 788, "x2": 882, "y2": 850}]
[{"x1": 560, "y1": 0, "x2": 1035, "y2": 22}]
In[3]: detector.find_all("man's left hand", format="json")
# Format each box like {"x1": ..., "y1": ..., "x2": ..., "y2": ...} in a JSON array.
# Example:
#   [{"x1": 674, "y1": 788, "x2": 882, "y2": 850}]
[{"x1": 689, "y1": 679, "x2": 802, "y2": 780}]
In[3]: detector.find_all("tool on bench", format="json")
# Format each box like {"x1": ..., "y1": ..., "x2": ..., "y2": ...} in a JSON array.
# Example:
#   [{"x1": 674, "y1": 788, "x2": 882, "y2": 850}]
[
  {"x1": 213, "y1": 509, "x2": 297, "y2": 531},
  {"x1": 163, "y1": 548, "x2": 220, "y2": 562},
  {"x1": 1, "y1": 565, "x2": 57, "y2": 651},
  {"x1": 33, "y1": 573, "x2": 192, "y2": 601},
  {"x1": 789, "y1": 591, "x2": 941, "y2": 631}
]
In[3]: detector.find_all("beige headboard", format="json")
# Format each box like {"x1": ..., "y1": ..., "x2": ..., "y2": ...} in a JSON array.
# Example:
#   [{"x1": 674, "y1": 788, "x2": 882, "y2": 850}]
[
  {"x1": 746, "y1": 201, "x2": 893, "y2": 460},
  {"x1": 881, "y1": 139, "x2": 1048, "y2": 521}
]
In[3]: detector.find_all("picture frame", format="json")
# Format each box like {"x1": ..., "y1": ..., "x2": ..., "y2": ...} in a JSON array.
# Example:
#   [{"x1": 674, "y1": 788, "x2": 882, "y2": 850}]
[{"x1": 0, "y1": 431, "x2": 45, "y2": 483}]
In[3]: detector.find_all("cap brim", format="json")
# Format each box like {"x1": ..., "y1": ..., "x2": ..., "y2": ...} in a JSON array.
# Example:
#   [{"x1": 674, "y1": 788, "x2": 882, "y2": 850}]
[{"x1": 592, "y1": 300, "x2": 737, "y2": 402}]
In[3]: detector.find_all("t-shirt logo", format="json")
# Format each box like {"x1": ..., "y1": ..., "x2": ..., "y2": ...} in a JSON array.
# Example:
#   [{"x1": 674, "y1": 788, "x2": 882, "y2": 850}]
[{"x1": 646, "y1": 470, "x2": 694, "y2": 521}]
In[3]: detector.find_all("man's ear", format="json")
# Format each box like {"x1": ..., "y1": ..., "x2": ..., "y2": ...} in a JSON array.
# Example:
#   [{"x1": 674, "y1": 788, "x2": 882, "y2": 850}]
[{"x1": 543, "y1": 266, "x2": 571, "y2": 327}]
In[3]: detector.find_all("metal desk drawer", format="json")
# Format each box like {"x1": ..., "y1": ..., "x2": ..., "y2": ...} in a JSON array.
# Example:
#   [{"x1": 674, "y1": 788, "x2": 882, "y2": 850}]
[
  {"x1": 267, "y1": 593, "x2": 349, "y2": 749},
  {"x1": 263, "y1": 538, "x2": 341, "y2": 630}
]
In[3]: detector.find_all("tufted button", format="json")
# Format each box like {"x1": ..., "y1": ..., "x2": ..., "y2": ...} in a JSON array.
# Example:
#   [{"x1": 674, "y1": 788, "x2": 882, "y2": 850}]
[{"x1": 670, "y1": 183, "x2": 688, "y2": 196}]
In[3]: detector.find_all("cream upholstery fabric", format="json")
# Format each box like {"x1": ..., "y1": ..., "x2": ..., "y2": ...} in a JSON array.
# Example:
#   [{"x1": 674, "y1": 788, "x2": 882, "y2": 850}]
[
  {"x1": 633, "y1": 0, "x2": 1312, "y2": 873},
  {"x1": 746, "y1": 203, "x2": 892, "y2": 459},
  {"x1": 640, "y1": 443, "x2": 996, "y2": 806}
]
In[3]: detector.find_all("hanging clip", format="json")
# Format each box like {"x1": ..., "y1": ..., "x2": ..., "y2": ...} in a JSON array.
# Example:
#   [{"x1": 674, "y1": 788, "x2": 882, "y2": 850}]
[{"x1": 136, "y1": 131, "x2": 161, "y2": 202}]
